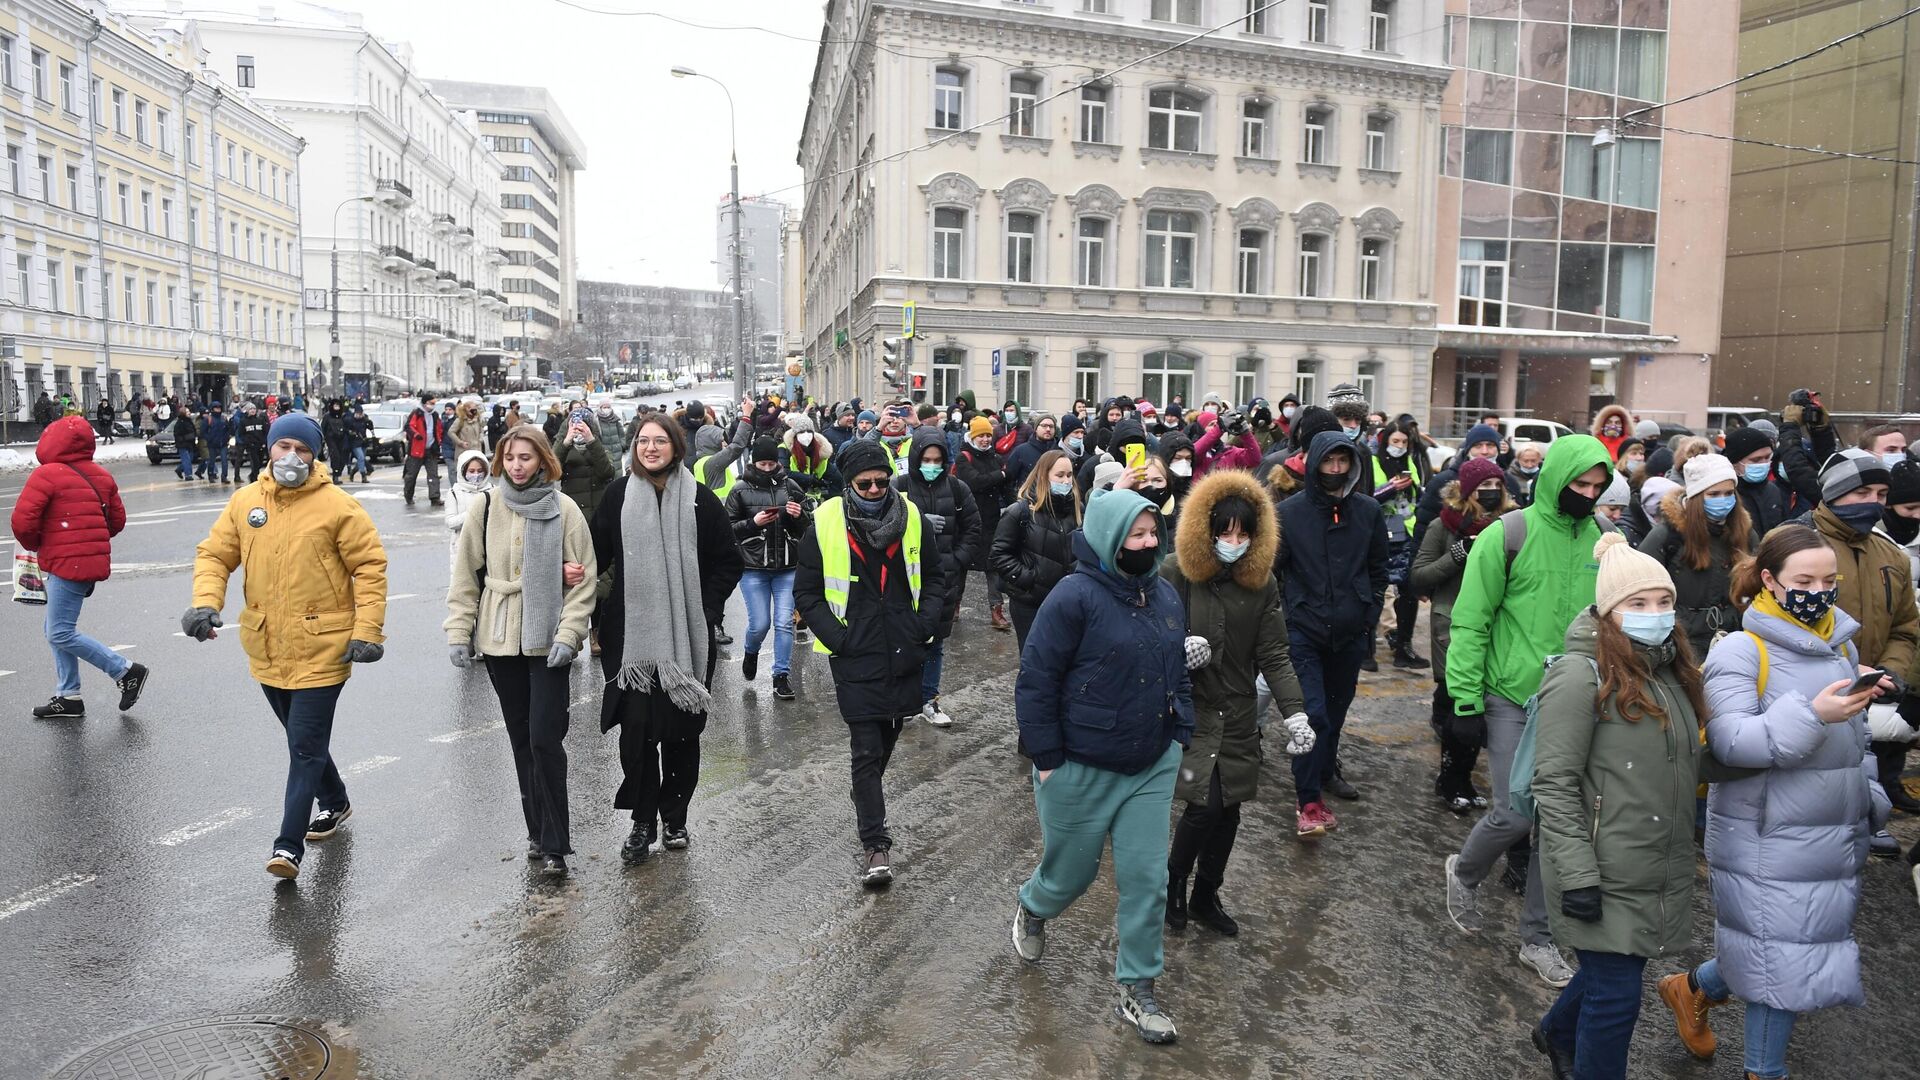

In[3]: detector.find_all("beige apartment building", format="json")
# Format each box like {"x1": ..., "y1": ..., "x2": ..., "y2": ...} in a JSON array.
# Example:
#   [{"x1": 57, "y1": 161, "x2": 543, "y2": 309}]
[
  {"x1": 1429, "y1": 0, "x2": 1737, "y2": 435},
  {"x1": 799, "y1": 0, "x2": 1452, "y2": 417},
  {"x1": 1, "y1": 0, "x2": 304, "y2": 417},
  {"x1": 1716, "y1": 0, "x2": 1920, "y2": 420}
]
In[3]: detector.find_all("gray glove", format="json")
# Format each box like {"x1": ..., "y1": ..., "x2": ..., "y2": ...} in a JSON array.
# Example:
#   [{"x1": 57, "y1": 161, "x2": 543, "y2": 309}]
[
  {"x1": 449, "y1": 644, "x2": 475, "y2": 669},
  {"x1": 1282, "y1": 712, "x2": 1316, "y2": 756},
  {"x1": 181, "y1": 607, "x2": 222, "y2": 641},
  {"x1": 546, "y1": 641, "x2": 578, "y2": 668},
  {"x1": 921, "y1": 513, "x2": 947, "y2": 533},
  {"x1": 342, "y1": 640, "x2": 383, "y2": 664},
  {"x1": 1183, "y1": 634, "x2": 1213, "y2": 670},
  {"x1": 1449, "y1": 539, "x2": 1470, "y2": 566}
]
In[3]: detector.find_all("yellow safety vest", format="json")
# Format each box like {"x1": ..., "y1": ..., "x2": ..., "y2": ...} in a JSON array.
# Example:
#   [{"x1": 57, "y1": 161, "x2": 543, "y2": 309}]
[
  {"x1": 1371, "y1": 455, "x2": 1417, "y2": 536},
  {"x1": 811, "y1": 496, "x2": 923, "y2": 655},
  {"x1": 693, "y1": 454, "x2": 736, "y2": 499}
]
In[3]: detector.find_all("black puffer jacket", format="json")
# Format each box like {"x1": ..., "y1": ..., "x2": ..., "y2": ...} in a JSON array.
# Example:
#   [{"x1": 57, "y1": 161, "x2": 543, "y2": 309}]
[
  {"x1": 725, "y1": 464, "x2": 811, "y2": 571},
  {"x1": 991, "y1": 495, "x2": 1078, "y2": 608},
  {"x1": 955, "y1": 441, "x2": 1008, "y2": 572},
  {"x1": 891, "y1": 427, "x2": 981, "y2": 636},
  {"x1": 1273, "y1": 430, "x2": 1391, "y2": 647}
]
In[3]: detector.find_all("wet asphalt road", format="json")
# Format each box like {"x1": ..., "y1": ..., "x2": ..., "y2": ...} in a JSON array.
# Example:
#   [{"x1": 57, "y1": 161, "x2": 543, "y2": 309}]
[{"x1": 2, "y1": 442, "x2": 1918, "y2": 1077}]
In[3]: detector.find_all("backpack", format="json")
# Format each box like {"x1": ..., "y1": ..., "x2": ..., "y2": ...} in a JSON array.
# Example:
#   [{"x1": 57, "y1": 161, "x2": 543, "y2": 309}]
[
  {"x1": 1499, "y1": 507, "x2": 1617, "y2": 575},
  {"x1": 1510, "y1": 653, "x2": 1599, "y2": 823}
]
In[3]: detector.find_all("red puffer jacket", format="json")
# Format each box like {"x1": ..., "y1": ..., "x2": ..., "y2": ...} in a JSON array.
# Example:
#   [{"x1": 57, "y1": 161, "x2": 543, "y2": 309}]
[{"x1": 10, "y1": 416, "x2": 125, "y2": 582}]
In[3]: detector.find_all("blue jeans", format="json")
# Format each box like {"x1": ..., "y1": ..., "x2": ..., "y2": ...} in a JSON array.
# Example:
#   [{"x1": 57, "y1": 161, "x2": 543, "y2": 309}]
[
  {"x1": 739, "y1": 569, "x2": 797, "y2": 676},
  {"x1": 262, "y1": 682, "x2": 347, "y2": 859},
  {"x1": 206, "y1": 445, "x2": 230, "y2": 481},
  {"x1": 1540, "y1": 949, "x2": 1648, "y2": 1080},
  {"x1": 351, "y1": 445, "x2": 369, "y2": 477},
  {"x1": 1288, "y1": 630, "x2": 1368, "y2": 806},
  {"x1": 921, "y1": 637, "x2": 945, "y2": 705},
  {"x1": 176, "y1": 444, "x2": 196, "y2": 478},
  {"x1": 43, "y1": 572, "x2": 129, "y2": 696},
  {"x1": 1695, "y1": 957, "x2": 1797, "y2": 1078}
]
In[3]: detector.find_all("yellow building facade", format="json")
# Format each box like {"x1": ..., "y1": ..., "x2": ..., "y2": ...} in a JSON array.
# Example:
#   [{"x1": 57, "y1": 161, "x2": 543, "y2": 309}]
[{"x1": 0, "y1": 1, "x2": 303, "y2": 424}]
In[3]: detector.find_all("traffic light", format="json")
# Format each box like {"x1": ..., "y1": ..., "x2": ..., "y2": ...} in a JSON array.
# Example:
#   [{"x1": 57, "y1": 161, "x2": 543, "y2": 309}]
[
  {"x1": 910, "y1": 373, "x2": 927, "y2": 393},
  {"x1": 880, "y1": 337, "x2": 906, "y2": 390}
]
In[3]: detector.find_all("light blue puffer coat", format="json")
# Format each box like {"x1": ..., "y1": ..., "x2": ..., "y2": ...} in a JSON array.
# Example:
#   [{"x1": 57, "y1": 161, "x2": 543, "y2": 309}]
[{"x1": 1700, "y1": 603, "x2": 1892, "y2": 1013}]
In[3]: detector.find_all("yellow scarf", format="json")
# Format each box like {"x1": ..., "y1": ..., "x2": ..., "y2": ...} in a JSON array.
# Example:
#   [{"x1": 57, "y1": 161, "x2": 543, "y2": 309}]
[{"x1": 1752, "y1": 587, "x2": 1835, "y2": 641}]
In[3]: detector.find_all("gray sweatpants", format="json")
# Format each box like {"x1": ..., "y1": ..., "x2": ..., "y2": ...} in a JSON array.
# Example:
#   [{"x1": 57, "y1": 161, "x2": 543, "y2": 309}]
[{"x1": 1452, "y1": 694, "x2": 1550, "y2": 948}]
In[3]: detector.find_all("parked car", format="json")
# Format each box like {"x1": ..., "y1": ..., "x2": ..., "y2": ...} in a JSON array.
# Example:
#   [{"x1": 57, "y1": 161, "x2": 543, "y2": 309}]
[
  {"x1": 1707, "y1": 407, "x2": 1771, "y2": 436},
  {"x1": 1499, "y1": 417, "x2": 1574, "y2": 448},
  {"x1": 361, "y1": 404, "x2": 411, "y2": 463},
  {"x1": 145, "y1": 425, "x2": 178, "y2": 465}
]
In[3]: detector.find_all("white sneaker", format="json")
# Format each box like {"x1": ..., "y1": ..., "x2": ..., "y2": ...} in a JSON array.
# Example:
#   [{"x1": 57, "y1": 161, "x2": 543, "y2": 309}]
[
  {"x1": 1519, "y1": 943, "x2": 1574, "y2": 988},
  {"x1": 922, "y1": 700, "x2": 953, "y2": 728},
  {"x1": 1115, "y1": 979, "x2": 1178, "y2": 1044}
]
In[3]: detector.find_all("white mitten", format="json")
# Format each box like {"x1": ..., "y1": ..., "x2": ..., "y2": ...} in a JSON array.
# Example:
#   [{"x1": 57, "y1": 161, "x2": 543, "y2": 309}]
[
  {"x1": 1282, "y1": 713, "x2": 1316, "y2": 756},
  {"x1": 1183, "y1": 635, "x2": 1212, "y2": 670}
]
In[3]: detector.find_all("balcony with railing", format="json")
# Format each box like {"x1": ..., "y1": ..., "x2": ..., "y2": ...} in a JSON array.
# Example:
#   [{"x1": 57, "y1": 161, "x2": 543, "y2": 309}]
[
  {"x1": 411, "y1": 256, "x2": 437, "y2": 281},
  {"x1": 455, "y1": 225, "x2": 476, "y2": 248},
  {"x1": 431, "y1": 213, "x2": 457, "y2": 235},
  {"x1": 375, "y1": 179, "x2": 413, "y2": 209},
  {"x1": 485, "y1": 246, "x2": 509, "y2": 265},
  {"x1": 434, "y1": 269, "x2": 459, "y2": 293},
  {"x1": 378, "y1": 245, "x2": 415, "y2": 272},
  {"x1": 416, "y1": 319, "x2": 445, "y2": 341},
  {"x1": 457, "y1": 278, "x2": 477, "y2": 298}
]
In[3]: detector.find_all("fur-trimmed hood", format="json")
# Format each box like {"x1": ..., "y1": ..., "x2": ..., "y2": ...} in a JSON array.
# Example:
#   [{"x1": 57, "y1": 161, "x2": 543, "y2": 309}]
[
  {"x1": 1174, "y1": 468, "x2": 1278, "y2": 590},
  {"x1": 1591, "y1": 404, "x2": 1632, "y2": 439},
  {"x1": 1658, "y1": 487, "x2": 1690, "y2": 528}
]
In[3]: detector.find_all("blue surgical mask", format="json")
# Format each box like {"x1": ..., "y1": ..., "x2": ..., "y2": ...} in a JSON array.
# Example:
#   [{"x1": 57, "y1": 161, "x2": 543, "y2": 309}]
[
  {"x1": 1345, "y1": 426, "x2": 1361, "y2": 440},
  {"x1": 1518, "y1": 465, "x2": 1539, "y2": 476},
  {"x1": 1703, "y1": 494, "x2": 1737, "y2": 521},
  {"x1": 1884, "y1": 451, "x2": 1908, "y2": 472},
  {"x1": 1066, "y1": 436, "x2": 1083, "y2": 451},
  {"x1": 1616, "y1": 609, "x2": 1675, "y2": 646},
  {"x1": 919, "y1": 462, "x2": 944, "y2": 481},
  {"x1": 1050, "y1": 480, "x2": 1073, "y2": 497},
  {"x1": 1214, "y1": 538, "x2": 1250, "y2": 564},
  {"x1": 1742, "y1": 462, "x2": 1771, "y2": 484}
]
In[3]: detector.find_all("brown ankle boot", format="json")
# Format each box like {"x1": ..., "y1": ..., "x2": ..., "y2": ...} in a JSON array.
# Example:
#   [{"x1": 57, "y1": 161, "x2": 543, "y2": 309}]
[
  {"x1": 990, "y1": 603, "x2": 1011, "y2": 631},
  {"x1": 1656, "y1": 972, "x2": 1721, "y2": 1059}
]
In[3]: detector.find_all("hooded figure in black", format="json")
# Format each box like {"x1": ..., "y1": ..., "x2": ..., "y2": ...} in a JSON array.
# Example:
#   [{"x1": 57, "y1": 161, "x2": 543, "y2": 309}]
[
  {"x1": 1273, "y1": 430, "x2": 1390, "y2": 829},
  {"x1": 1079, "y1": 417, "x2": 1149, "y2": 495},
  {"x1": 890, "y1": 426, "x2": 981, "y2": 724}
]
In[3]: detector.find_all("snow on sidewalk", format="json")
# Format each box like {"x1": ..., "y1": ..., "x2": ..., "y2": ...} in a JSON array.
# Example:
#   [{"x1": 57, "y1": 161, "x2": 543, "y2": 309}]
[{"x1": 0, "y1": 439, "x2": 152, "y2": 472}]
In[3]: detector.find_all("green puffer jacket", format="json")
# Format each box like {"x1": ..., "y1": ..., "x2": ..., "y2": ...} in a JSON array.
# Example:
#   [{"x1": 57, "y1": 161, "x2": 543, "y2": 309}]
[
  {"x1": 1159, "y1": 470, "x2": 1305, "y2": 805},
  {"x1": 1533, "y1": 610, "x2": 1702, "y2": 958},
  {"x1": 1446, "y1": 434, "x2": 1614, "y2": 713},
  {"x1": 1409, "y1": 480, "x2": 1516, "y2": 677},
  {"x1": 557, "y1": 434, "x2": 616, "y2": 522}
]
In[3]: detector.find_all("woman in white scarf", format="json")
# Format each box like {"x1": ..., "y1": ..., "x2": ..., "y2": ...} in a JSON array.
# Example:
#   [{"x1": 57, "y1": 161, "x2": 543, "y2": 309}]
[{"x1": 591, "y1": 416, "x2": 744, "y2": 866}]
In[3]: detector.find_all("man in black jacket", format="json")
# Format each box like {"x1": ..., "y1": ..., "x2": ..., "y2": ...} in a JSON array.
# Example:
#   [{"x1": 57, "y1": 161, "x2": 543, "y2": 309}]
[
  {"x1": 1723, "y1": 425, "x2": 1785, "y2": 535},
  {"x1": 794, "y1": 438, "x2": 946, "y2": 888},
  {"x1": 891, "y1": 427, "x2": 981, "y2": 727},
  {"x1": 236, "y1": 401, "x2": 271, "y2": 483},
  {"x1": 1273, "y1": 430, "x2": 1389, "y2": 838}
]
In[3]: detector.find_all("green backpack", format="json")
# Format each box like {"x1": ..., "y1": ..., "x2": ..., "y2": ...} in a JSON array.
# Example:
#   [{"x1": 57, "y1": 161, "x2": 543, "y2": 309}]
[{"x1": 1510, "y1": 653, "x2": 1599, "y2": 823}]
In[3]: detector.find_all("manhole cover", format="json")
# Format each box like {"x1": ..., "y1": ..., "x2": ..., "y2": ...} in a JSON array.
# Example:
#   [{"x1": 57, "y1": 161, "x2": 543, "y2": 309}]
[{"x1": 51, "y1": 1014, "x2": 334, "y2": 1080}]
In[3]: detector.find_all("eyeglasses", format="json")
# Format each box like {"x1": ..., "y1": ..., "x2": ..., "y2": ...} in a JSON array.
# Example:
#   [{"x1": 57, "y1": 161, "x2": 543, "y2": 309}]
[
  {"x1": 851, "y1": 477, "x2": 889, "y2": 493},
  {"x1": 633, "y1": 436, "x2": 673, "y2": 449}
]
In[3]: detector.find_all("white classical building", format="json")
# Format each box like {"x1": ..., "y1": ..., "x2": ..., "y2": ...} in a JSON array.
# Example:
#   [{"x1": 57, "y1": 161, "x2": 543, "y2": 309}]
[
  {"x1": 122, "y1": 1, "x2": 507, "y2": 396},
  {"x1": 799, "y1": 0, "x2": 1449, "y2": 418}
]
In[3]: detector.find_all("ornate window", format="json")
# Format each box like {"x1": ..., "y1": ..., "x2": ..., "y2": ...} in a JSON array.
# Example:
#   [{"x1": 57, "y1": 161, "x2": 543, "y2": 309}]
[
  {"x1": 934, "y1": 67, "x2": 967, "y2": 131},
  {"x1": 1079, "y1": 84, "x2": 1109, "y2": 143},
  {"x1": 934, "y1": 209, "x2": 967, "y2": 279},
  {"x1": 1241, "y1": 98, "x2": 1273, "y2": 159},
  {"x1": 1008, "y1": 73, "x2": 1041, "y2": 138},
  {"x1": 1292, "y1": 202, "x2": 1342, "y2": 298},
  {"x1": 1006, "y1": 214, "x2": 1038, "y2": 282},
  {"x1": 1294, "y1": 356, "x2": 1323, "y2": 403},
  {"x1": 1354, "y1": 207, "x2": 1401, "y2": 300},
  {"x1": 997, "y1": 178, "x2": 1052, "y2": 285},
  {"x1": 1148, "y1": 87, "x2": 1205, "y2": 153},
  {"x1": 1146, "y1": 211, "x2": 1199, "y2": 289},
  {"x1": 1231, "y1": 198, "x2": 1280, "y2": 296},
  {"x1": 1071, "y1": 184, "x2": 1123, "y2": 288},
  {"x1": 1244, "y1": 0, "x2": 1270, "y2": 35},
  {"x1": 1365, "y1": 112, "x2": 1395, "y2": 171},
  {"x1": 1302, "y1": 104, "x2": 1333, "y2": 164},
  {"x1": 922, "y1": 173, "x2": 982, "y2": 280}
]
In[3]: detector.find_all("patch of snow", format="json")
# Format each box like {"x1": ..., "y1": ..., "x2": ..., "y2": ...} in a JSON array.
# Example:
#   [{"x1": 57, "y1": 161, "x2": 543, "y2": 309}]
[{"x1": 0, "y1": 439, "x2": 153, "y2": 472}]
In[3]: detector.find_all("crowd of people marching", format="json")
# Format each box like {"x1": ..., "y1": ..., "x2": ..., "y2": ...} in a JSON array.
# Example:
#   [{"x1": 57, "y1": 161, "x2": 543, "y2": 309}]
[{"x1": 11, "y1": 374, "x2": 1918, "y2": 1072}]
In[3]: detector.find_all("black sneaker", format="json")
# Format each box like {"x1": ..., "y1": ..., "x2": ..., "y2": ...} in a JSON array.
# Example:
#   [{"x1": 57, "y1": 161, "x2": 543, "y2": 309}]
[
  {"x1": 266, "y1": 848, "x2": 301, "y2": 879},
  {"x1": 621, "y1": 823, "x2": 653, "y2": 865},
  {"x1": 662, "y1": 825, "x2": 690, "y2": 850},
  {"x1": 115, "y1": 663, "x2": 149, "y2": 711},
  {"x1": 1359, "y1": 654, "x2": 1379, "y2": 673},
  {"x1": 527, "y1": 840, "x2": 541, "y2": 859},
  {"x1": 772, "y1": 673, "x2": 795, "y2": 700},
  {"x1": 32, "y1": 696, "x2": 84, "y2": 719},
  {"x1": 714, "y1": 627, "x2": 734, "y2": 646},
  {"x1": 539, "y1": 854, "x2": 568, "y2": 877},
  {"x1": 742, "y1": 652, "x2": 759, "y2": 681},
  {"x1": 1325, "y1": 768, "x2": 1360, "y2": 801},
  {"x1": 305, "y1": 805, "x2": 352, "y2": 841}
]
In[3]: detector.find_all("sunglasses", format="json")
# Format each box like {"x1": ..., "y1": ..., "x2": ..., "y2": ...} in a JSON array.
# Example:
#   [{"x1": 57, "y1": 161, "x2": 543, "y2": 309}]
[{"x1": 851, "y1": 477, "x2": 889, "y2": 493}]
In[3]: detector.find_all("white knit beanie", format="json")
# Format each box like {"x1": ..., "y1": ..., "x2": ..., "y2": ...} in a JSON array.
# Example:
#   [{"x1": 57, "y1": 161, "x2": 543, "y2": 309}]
[
  {"x1": 1683, "y1": 453, "x2": 1737, "y2": 498},
  {"x1": 1594, "y1": 532, "x2": 1675, "y2": 615}
]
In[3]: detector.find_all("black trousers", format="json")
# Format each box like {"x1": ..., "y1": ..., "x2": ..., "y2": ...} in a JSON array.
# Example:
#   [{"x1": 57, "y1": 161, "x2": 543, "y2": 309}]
[
  {"x1": 403, "y1": 453, "x2": 441, "y2": 502},
  {"x1": 848, "y1": 718, "x2": 904, "y2": 851},
  {"x1": 1432, "y1": 673, "x2": 1485, "y2": 800},
  {"x1": 1168, "y1": 767, "x2": 1242, "y2": 894},
  {"x1": 1009, "y1": 599, "x2": 1040, "y2": 650},
  {"x1": 241, "y1": 443, "x2": 266, "y2": 483},
  {"x1": 616, "y1": 697, "x2": 702, "y2": 834},
  {"x1": 485, "y1": 656, "x2": 573, "y2": 856}
]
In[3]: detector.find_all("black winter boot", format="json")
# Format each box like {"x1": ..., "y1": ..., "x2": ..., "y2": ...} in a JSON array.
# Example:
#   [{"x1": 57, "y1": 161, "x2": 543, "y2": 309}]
[
  {"x1": 1189, "y1": 884, "x2": 1239, "y2": 937},
  {"x1": 1874, "y1": 742, "x2": 1920, "y2": 813},
  {"x1": 1165, "y1": 877, "x2": 1188, "y2": 931}
]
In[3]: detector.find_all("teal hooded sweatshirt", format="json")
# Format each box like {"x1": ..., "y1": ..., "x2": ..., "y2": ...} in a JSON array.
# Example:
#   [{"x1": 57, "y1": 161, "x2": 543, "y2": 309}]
[{"x1": 1445, "y1": 434, "x2": 1615, "y2": 714}]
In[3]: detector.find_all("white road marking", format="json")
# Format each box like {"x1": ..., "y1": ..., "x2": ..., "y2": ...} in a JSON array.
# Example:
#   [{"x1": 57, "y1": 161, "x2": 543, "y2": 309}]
[
  {"x1": 387, "y1": 593, "x2": 417, "y2": 601},
  {"x1": 345, "y1": 754, "x2": 400, "y2": 776},
  {"x1": 108, "y1": 645, "x2": 134, "y2": 651},
  {"x1": 427, "y1": 719, "x2": 505, "y2": 744},
  {"x1": 0, "y1": 874, "x2": 97, "y2": 921},
  {"x1": 122, "y1": 518, "x2": 180, "y2": 526},
  {"x1": 0, "y1": 670, "x2": 15, "y2": 679},
  {"x1": 151, "y1": 807, "x2": 254, "y2": 846}
]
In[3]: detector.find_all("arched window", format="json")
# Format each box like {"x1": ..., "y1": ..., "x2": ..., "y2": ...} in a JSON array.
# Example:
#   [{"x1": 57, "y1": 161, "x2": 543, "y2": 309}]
[{"x1": 1148, "y1": 87, "x2": 1205, "y2": 152}]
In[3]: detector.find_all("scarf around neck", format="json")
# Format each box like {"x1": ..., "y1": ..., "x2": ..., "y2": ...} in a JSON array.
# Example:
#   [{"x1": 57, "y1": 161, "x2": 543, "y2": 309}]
[
  {"x1": 846, "y1": 488, "x2": 908, "y2": 550},
  {"x1": 500, "y1": 477, "x2": 564, "y2": 651},
  {"x1": 616, "y1": 469, "x2": 711, "y2": 713}
]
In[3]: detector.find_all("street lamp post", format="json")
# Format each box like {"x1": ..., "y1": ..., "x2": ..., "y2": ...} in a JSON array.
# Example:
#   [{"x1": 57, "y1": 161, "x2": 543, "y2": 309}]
[
  {"x1": 671, "y1": 65, "x2": 747, "y2": 402},
  {"x1": 330, "y1": 195, "x2": 377, "y2": 400}
]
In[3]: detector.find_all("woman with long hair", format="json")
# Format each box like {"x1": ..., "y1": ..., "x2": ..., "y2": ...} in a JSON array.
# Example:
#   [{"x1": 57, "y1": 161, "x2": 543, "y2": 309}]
[
  {"x1": 592, "y1": 415, "x2": 743, "y2": 865},
  {"x1": 1655, "y1": 525, "x2": 1891, "y2": 1080},
  {"x1": 1637, "y1": 453, "x2": 1755, "y2": 658},
  {"x1": 1410, "y1": 456, "x2": 1512, "y2": 812},
  {"x1": 445, "y1": 426, "x2": 596, "y2": 877},
  {"x1": 1528, "y1": 533, "x2": 1709, "y2": 1080},
  {"x1": 990, "y1": 449, "x2": 1081, "y2": 649}
]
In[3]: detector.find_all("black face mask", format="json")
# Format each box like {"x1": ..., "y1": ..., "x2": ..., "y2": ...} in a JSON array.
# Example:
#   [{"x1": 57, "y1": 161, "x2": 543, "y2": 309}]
[
  {"x1": 1475, "y1": 489, "x2": 1504, "y2": 511},
  {"x1": 1317, "y1": 471, "x2": 1349, "y2": 494},
  {"x1": 1558, "y1": 485, "x2": 1597, "y2": 521},
  {"x1": 1115, "y1": 544, "x2": 1157, "y2": 576},
  {"x1": 1886, "y1": 509, "x2": 1920, "y2": 546}
]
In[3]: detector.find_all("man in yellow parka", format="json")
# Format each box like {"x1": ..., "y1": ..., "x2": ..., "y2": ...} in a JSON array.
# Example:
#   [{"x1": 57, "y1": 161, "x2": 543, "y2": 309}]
[{"x1": 184, "y1": 411, "x2": 388, "y2": 882}]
